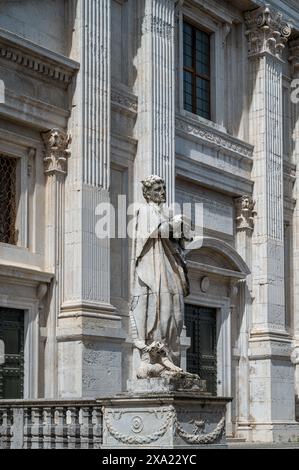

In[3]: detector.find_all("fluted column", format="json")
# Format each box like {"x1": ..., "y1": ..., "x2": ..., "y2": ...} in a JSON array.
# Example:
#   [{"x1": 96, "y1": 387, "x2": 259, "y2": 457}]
[
  {"x1": 134, "y1": 0, "x2": 176, "y2": 204},
  {"x1": 234, "y1": 196, "x2": 255, "y2": 439},
  {"x1": 245, "y1": 5, "x2": 298, "y2": 442},
  {"x1": 58, "y1": 0, "x2": 125, "y2": 398},
  {"x1": 42, "y1": 129, "x2": 71, "y2": 398},
  {"x1": 289, "y1": 39, "x2": 299, "y2": 397}
]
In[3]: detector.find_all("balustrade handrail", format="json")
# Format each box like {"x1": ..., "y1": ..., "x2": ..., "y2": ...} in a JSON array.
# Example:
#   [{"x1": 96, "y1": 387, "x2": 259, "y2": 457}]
[{"x1": 0, "y1": 398, "x2": 103, "y2": 449}]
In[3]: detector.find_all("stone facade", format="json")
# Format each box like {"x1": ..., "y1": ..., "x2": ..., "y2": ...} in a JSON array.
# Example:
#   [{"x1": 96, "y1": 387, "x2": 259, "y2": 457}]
[{"x1": 0, "y1": 0, "x2": 299, "y2": 445}]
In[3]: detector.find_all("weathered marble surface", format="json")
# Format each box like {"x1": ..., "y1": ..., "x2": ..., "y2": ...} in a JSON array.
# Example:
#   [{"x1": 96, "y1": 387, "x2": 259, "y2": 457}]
[
  {"x1": 130, "y1": 175, "x2": 192, "y2": 380},
  {"x1": 102, "y1": 394, "x2": 230, "y2": 448}
]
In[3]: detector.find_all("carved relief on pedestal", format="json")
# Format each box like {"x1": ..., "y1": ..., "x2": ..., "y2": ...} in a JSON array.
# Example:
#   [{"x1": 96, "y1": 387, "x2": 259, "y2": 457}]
[
  {"x1": 235, "y1": 195, "x2": 256, "y2": 232},
  {"x1": 244, "y1": 5, "x2": 292, "y2": 58},
  {"x1": 104, "y1": 407, "x2": 225, "y2": 446},
  {"x1": 42, "y1": 129, "x2": 71, "y2": 176}
]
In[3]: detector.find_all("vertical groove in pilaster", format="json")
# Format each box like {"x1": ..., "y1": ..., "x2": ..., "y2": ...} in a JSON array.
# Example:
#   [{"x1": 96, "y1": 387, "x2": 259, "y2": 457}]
[
  {"x1": 135, "y1": 0, "x2": 176, "y2": 204},
  {"x1": 82, "y1": 0, "x2": 110, "y2": 189}
]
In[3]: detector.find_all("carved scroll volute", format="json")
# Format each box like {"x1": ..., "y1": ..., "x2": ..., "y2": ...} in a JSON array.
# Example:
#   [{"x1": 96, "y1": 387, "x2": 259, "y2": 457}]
[{"x1": 244, "y1": 5, "x2": 292, "y2": 58}]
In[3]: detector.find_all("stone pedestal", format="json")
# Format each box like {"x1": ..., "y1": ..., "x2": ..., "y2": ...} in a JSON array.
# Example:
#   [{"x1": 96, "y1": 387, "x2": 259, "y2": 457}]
[
  {"x1": 102, "y1": 385, "x2": 231, "y2": 448},
  {"x1": 127, "y1": 377, "x2": 207, "y2": 394}
]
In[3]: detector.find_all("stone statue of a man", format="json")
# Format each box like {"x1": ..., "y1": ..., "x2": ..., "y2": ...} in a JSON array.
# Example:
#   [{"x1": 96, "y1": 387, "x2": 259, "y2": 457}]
[{"x1": 130, "y1": 175, "x2": 191, "y2": 379}]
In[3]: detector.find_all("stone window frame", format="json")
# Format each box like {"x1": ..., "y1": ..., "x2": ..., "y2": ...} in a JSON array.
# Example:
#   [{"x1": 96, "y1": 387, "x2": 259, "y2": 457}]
[
  {"x1": 0, "y1": 137, "x2": 30, "y2": 249},
  {"x1": 185, "y1": 292, "x2": 232, "y2": 434},
  {"x1": 0, "y1": 295, "x2": 39, "y2": 399},
  {"x1": 177, "y1": 4, "x2": 227, "y2": 131}
]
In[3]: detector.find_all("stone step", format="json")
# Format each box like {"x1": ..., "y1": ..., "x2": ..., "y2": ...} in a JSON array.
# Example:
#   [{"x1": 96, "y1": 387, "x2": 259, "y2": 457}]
[{"x1": 226, "y1": 437, "x2": 247, "y2": 443}]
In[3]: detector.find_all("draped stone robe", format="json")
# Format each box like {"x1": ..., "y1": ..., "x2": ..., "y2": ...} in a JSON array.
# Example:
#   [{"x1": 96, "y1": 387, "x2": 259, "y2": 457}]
[{"x1": 130, "y1": 203, "x2": 189, "y2": 366}]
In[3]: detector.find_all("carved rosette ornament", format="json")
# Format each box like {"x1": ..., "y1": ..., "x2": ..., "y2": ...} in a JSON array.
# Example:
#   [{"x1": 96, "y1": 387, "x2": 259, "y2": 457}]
[
  {"x1": 244, "y1": 5, "x2": 292, "y2": 58},
  {"x1": 235, "y1": 195, "x2": 256, "y2": 232},
  {"x1": 42, "y1": 129, "x2": 71, "y2": 176}
]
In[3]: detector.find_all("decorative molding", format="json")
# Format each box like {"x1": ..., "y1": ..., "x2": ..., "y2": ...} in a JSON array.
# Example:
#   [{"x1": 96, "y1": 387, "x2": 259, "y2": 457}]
[
  {"x1": 0, "y1": 28, "x2": 79, "y2": 88},
  {"x1": 104, "y1": 408, "x2": 225, "y2": 445},
  {"x1": 42, "y1": 129, "x2": 71, "y2": 176},
  {"x1": 111, "y1": 87, "x2": 138, "y2": 116},
  {"x1": 244, "y1": 5, "x2": 292, "y2": 58},
  {"x1": 176, "y1": 116, "x2": 253, "y2": 160},
  {"x1": 104, "y1": 408, "x2": 174, "y2": 445},
  {"x1": 176, "y1": 416, "x2": 225, "y2": 444},
  {"x1": 235, "y1": 195, "x2": 256, "y2": 232}
]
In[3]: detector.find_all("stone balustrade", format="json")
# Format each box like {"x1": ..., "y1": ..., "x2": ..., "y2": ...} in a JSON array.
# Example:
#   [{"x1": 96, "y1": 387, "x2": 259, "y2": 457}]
[{"x1": 0, "y1": 399, "x2": 102, "y2": 449}]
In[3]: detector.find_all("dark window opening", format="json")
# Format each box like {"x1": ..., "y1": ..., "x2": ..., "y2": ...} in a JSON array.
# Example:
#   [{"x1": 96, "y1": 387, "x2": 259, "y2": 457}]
[
  {"x1": 0, "y1": 155, "x2": 17, "y2": 245},
  {"x1": 185, "y1": 305, "x2": 217, "y2": 395},
  {"x1": 183, "y1": 21, "x2": 211, "y2": 120},
  {"x1": 0, "y1": 308, "x2": 24, "y2": 399}
]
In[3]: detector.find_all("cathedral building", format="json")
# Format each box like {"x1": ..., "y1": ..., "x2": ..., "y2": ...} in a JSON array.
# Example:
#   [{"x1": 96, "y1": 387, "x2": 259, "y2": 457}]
[{"x1": 0, "y1": 0, "x2": 299, "y2": 446}]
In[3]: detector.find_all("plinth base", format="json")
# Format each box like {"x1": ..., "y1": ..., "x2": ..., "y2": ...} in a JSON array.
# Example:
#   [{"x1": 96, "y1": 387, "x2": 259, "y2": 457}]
[
  {"x1": 102, "y1": 390, "x2": 231, "y2": 448},
  {"x1": 127, "y1": 376, "x2": 208, "y2": 394}
]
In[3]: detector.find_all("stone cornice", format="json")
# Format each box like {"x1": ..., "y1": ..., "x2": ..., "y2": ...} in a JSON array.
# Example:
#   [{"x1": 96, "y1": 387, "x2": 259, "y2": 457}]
[
  {"x1": 175, "y1": 115, "x2": 253, "y2": 160},
  {"x1": 111, "y1": 85, "x2": 138, "y2": 117},
  {"x1": 0, "y1": 27, "x2": 79, "y2": 88},
  {"x1": 244, "y1": 5, "x2": 292, "y2": 58}
]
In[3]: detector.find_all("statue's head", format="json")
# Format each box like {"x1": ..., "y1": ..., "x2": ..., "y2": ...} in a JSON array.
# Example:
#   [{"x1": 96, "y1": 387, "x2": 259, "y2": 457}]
[{"x1": 141, "y1": 175, "x2": 166, "y2": 204}]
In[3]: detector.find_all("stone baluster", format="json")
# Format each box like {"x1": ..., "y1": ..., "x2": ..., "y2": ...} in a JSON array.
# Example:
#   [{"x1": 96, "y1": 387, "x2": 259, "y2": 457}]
[
  {"x1": 245, "y1": 5, "x2": 297, "y2": 440},
  {"x1": 93, "y1": 406, "x2": 102, "y2": 449},
  {"x1": 80, "y1": 407, "x2": 93, "y2": 449},
  {"x1": 23, "y1": 407, "x2": 32, "y2": 449},
  {"x1": 67, "y1": 407, "x2": 80, "y2": 449},
  {"x1": 43, "y1": 407, "x2": 55, "y2": 449},
  {"x1": 0, "y1": 408, "x2": 12, "y2": 449},
  {"x1": 133, "y1": 0, "x2": 176, "y2": 204},
  {"x1": 31, "y1": 407, "x2": 43, "y2": 449},
  {"x1": 55, "y1": 406, "x2": 67, "y2": 449}
]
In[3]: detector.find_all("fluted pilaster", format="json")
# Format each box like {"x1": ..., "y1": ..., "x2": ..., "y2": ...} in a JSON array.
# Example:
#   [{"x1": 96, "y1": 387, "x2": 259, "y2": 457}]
[
  {"x1": 244, "y1": 6, "x2": 296, "y2": 438},
  {"x1": 134, "y1": 0, "x2": 176, "y2": 204},
  {"x1": 245, "y1": 6, "x2": 286, "y2": 331},
  {"x1": 64, "y1": 0, "x2": 112, "y2": 311},
  {"x1": 289, "y1": 39, "x2": 299, "y2": 396},
  {"x1": 42, "y1": 129, "x2": 71, "y2": 398}
]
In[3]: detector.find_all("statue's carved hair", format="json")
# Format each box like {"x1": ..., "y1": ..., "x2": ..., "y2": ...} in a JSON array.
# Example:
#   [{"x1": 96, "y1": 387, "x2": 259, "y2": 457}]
[{"x1": 141, "y1": 175, "x2": 165, "y2": 202}]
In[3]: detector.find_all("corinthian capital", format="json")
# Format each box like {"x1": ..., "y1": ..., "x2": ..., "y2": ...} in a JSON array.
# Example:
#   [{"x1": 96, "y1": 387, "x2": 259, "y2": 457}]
[
  {"x1": 235, "y1": 195, "x2": 256, "y2": 232},
  {"x1": 244, "y1": 5, "x2": 292, "y2": 58},
  {"x1": 42, "y1": 129, "x2": 71, "y2": 176}
]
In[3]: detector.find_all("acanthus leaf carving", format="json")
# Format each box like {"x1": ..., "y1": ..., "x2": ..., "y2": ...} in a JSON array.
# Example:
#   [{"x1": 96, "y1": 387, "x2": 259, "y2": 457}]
[
  {"x1": 235, "y1": 195, "x2": 256, "y2": 232},
  {"x1": 244, "y1": 5, "x2": 292, "y2": 58},
  {"x1": 42, "y1": 128, "x2": 71, "y2": 176}
]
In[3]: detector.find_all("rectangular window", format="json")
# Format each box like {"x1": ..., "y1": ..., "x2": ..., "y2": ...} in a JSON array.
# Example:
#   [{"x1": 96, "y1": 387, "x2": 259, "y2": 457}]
[
  {"x1": 0, "y1": 155, "x2": 17, "y2": 245},
  {"x1": 185, "y1": 304, "x2": 217, "y2": 395},
  {"x1": 183, "y1": 21, "x2": 211, "y2": 120}
]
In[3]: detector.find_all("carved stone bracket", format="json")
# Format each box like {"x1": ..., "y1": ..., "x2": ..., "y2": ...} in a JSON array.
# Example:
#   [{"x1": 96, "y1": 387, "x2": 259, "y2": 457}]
[
  {"x1": 235, "y1": 195, "x2": 256, "y2": 232},
  {"x1": 244, "y1": 5, "x2": 292, "y2": 58},
  {"x1": 42, "y1": 129, "x2": 71, "y2": 176}
]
